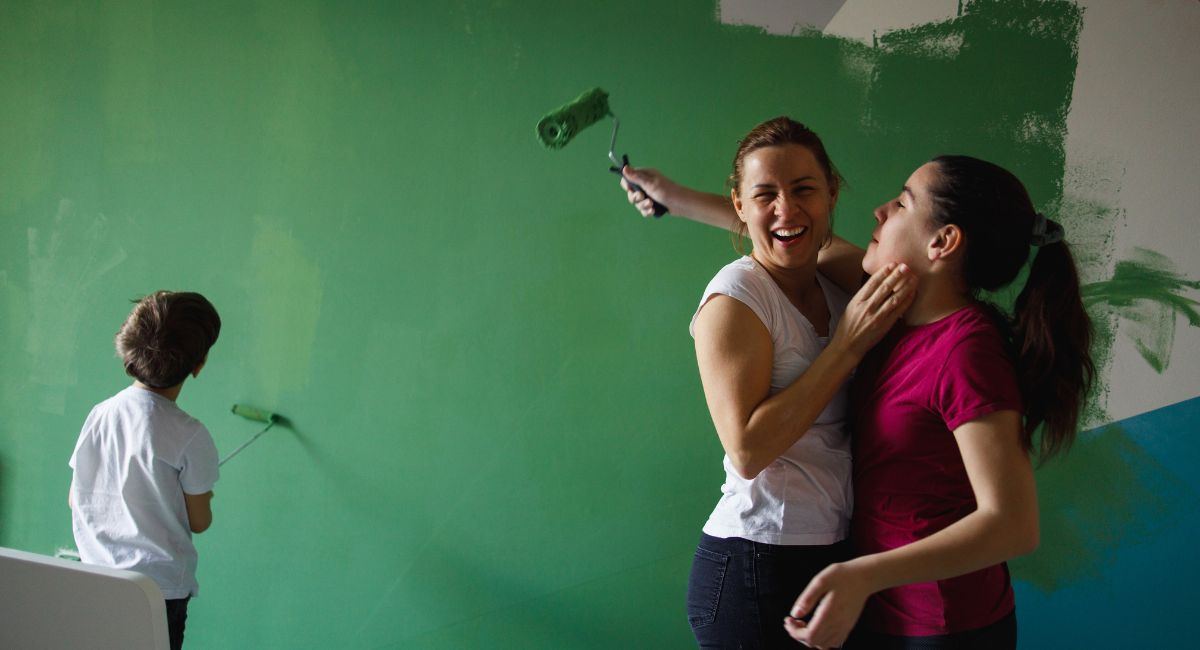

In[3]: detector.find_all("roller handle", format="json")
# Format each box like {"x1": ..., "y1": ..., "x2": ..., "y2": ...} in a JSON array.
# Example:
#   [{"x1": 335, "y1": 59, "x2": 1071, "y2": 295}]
[{"x1": 610, "y1": 155, "x2": 668, "y2": 218}]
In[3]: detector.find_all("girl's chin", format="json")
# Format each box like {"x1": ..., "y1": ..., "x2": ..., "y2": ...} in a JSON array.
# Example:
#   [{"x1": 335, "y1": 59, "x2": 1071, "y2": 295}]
[{"x1": 861, "y1": 255, "x2": 879, "y2": 275}]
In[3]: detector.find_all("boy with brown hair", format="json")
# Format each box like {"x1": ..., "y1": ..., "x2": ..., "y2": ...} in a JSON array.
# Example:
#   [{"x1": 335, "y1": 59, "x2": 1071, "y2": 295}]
[{"x1": 69, "y1": 291, "x2": 222, "y2": 650}]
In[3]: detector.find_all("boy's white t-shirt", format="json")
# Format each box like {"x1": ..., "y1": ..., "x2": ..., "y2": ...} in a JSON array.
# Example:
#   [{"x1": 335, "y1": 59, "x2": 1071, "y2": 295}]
[
  {"x1": 69, "y1": 385, "x2": 219, "y2": 599},
  {"x1": 690, "y1": 256, "x2": 854, "y2": 545}
]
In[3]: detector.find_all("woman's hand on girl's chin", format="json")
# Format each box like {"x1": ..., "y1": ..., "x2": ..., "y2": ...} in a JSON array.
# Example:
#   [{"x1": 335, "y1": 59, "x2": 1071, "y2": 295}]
[{"x1": 832, "y1": 262, "x2": 917, "y2": 358}]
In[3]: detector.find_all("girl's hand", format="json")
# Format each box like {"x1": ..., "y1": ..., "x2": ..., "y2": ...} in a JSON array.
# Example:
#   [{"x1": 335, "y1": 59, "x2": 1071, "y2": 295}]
[
  {"x1": 832, "y1": 262, "x2": 916, "y2": 359},
  {"x1": 783, "y1": 562, "x2": 874, "y2": 649}
]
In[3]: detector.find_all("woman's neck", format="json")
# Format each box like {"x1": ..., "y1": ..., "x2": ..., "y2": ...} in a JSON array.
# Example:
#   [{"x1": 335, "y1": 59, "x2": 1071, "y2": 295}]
[
  {"x1": 752, "y1": 255, "x2": 822, "y2": 301},
  {"x1": 753, "y1": 255, "x2": 830, "y2": 334}
]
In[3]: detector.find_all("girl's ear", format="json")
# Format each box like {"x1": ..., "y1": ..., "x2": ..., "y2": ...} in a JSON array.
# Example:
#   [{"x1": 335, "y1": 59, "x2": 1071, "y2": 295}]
[{"x1": 928, "y1": 224, "x2": 964, "y2": 262}]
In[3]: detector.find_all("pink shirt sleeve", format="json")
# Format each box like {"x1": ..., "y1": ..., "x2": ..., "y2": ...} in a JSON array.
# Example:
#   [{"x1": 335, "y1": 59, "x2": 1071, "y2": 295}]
[{"x1": 933, "y1": 328, "x2": 1022, "y2": 431}]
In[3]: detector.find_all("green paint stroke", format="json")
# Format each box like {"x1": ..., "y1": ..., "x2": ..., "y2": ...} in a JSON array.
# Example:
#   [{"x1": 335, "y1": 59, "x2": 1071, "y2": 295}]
[
  {"x1": 1013, "y1": 422, "x2": 1194, "y2": 591},
  {"x1": 1083, "y1": 247, "x2": 1200, "y2": 373},
  {"x1": 868, "y1": 0, "x2": 1083, "y2": 159},
  {"x1": 246, "y1": 215, "x2": 323, "y2": 403},
  {"x1": 24, "y1": 199, "x2": 128, "y2": 413}
]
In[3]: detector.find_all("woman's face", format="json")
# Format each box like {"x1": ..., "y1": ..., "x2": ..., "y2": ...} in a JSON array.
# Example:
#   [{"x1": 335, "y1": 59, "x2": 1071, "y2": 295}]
[
  {"x1": 733, "y1": 144, "x2": 836, "y2": 272},
  {"x1": 863, "y1": 162, "x2": 940, "y2": 275}
]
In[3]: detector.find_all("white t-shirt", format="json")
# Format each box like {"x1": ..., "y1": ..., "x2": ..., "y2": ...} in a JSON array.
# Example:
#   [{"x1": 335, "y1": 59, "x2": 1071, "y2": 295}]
[
  {"x1": 690, "y1": 256, "x2": 853, "y2": 545},
  {"x1": 69, "y1": 385, "x2": 219, "y2": 598}
]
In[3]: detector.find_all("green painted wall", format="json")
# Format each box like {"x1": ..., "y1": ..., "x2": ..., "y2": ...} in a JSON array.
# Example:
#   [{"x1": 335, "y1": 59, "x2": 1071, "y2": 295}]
[{"x1": 5, "y1": 1, "x2": 1167, "y2": 647}]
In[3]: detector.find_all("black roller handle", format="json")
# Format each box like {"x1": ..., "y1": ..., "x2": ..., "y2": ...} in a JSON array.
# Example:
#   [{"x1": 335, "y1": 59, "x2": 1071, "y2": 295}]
[{"x1": 610, "y1": 154, "x2": 668, "y2": 218}]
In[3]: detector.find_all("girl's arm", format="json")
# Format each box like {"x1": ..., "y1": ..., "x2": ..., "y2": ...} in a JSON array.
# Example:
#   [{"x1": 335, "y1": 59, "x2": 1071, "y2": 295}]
[
  {"x1": 694, "y1": 264, "x2": 915, "y2": 480},
  {"x1": 784, "y1": 409, "x2": 1039, "y2": 648},
  {"x1": 619, "y1": 167, "x2": 868, "y2": 293}
]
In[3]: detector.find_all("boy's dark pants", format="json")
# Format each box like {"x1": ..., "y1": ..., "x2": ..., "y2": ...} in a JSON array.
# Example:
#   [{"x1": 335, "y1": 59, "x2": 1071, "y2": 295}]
[{"x1": 165, "y1": 597, "x2": 189, "y2": 650}]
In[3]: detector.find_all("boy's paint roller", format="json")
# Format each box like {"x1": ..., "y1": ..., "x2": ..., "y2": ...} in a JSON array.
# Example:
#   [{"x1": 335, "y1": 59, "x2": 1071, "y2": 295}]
[
  {"x1": 220, "y1": 404, "x2": 282, "y2": 466},
  {"x1": 536, "y1": 87, "x2": 668, "y2": 217}
]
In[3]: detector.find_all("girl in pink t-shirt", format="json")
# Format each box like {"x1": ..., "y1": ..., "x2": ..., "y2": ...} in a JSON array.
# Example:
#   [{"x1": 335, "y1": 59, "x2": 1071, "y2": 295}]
[{"x1": 780, "y1": 156, "x2": 1094, "y2": 649}]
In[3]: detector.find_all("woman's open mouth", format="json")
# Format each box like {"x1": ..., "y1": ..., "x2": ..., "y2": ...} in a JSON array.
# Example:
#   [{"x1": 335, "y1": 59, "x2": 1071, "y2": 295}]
[{"x1": 772, "y1": 227, "x2": 807, "y2": 244}]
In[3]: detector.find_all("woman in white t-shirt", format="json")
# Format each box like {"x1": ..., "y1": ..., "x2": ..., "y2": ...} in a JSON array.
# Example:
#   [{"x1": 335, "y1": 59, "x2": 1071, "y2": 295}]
[{"x1": 621, "y1": 117, "x2": 915, "y2": 647}]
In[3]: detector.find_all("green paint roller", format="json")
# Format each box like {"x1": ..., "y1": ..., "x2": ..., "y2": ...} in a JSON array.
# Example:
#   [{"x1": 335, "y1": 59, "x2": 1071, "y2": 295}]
[
  {"x1": 220, "y1": 403, "x2": 283, "y2": 466},
  {"x1": 536, "y1": 87, "x2": 668, "y2": 217},
  {"x1": 231, "y1": 404, "x2": 278, "y2": 424}
]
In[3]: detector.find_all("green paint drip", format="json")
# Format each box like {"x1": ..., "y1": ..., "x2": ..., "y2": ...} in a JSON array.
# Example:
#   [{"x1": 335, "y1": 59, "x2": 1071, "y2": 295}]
[
  {"x1": 1012, "y1": 423, "x2": 1192, "y2": 591},
  {"x1": 1083, "y1": 247, "x2": 1200, "y2": 373}
]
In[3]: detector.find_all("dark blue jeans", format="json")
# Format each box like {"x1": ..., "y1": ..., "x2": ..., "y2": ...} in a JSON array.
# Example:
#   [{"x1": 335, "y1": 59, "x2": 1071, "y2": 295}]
[
  {"x1": 686, "y1": 533, "x2": 851, "y2": 649},
  {"x1": 165, "y1": 597, "x2": 189, "y2": 650},
  {"x1": 846, "y1": 609, "x2": 1016, "y2": 650}
]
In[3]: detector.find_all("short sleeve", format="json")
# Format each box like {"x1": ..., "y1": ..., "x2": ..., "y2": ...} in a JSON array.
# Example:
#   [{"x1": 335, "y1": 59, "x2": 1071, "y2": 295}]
[
  {"x1": 690, "y1": 260, "x2": 774, "y2": 338},
  {"x1": 68, "y1": 406, "x2": 100, "y2": 470},
  {"x1": 933, "y1": 329, "x2": 1022, "y2": 431},
  {"x1": 179, "y1": 425, "x2": 220, "y2": 494}
]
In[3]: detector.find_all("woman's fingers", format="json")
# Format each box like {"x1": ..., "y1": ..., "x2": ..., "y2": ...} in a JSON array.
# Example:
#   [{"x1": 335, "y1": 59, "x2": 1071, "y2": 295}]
[
  {"x1": 857, "y1": 262, "x2": 897, "y2": 299},
  {"x1": 619, "y1": 176, "x2": 658, "y2": 217},
  {"x1": 637, "y1": 197, "x2": 656, "y2": 217},
  {"x1": 862, "y1": 263, "x2": 913, "y2": 314},
  {"x1": 619, "y1": 166, "x2": 672, "y2": 218},
  {"x1": 836, "y1": 263, "x2": 917, "y2": 356},
  {"x1": 890, "y1": 278, "x2": 917, "y2": 313}
]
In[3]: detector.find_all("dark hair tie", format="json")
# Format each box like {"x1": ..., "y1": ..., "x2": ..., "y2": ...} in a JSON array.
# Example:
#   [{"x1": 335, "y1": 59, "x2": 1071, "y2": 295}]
[{"x1": 1031, "y1": 212, "x2": 1064, "y2": 247}]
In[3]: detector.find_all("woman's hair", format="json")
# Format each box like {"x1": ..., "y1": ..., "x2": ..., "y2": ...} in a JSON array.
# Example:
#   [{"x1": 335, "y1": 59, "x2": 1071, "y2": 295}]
[
  {"x1": 728, "y1": 117, "x2": 843, "y2": 252},
  {"x1": 116, "y1": 291, "x2": 221, "y2": 388},
  {"x1": 928, "y1": 155, "x2": 1094, "y2": 459}
]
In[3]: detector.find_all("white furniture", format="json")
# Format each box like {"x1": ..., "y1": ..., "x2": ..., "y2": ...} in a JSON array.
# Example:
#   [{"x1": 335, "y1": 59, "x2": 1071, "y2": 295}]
[{"x1": 0, "y1": 546, "x2": 169, "y2": 650}]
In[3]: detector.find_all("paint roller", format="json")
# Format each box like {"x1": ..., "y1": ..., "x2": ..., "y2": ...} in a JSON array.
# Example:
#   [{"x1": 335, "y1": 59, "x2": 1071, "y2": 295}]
[
  {"x1": 536, "y1": 87, "x2": 668, "y2": 217},
  {"x1": 220, "y1": 403, "x2": 283, "y2": 466}
]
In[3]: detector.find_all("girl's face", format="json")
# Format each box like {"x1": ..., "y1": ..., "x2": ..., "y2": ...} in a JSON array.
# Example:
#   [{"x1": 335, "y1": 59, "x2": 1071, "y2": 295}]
[
  {"x1": 863, "y1": 162, "x2": 940, "y2": 275},
  {"x1": 732, "y1": 144, "x2": 836, "y2": 273}
]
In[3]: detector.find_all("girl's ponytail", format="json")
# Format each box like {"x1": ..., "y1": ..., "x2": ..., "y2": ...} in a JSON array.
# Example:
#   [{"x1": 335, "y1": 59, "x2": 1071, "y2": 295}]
[{"x1": 1012, "y1": 237, "x2": 1095, "y2": 458}]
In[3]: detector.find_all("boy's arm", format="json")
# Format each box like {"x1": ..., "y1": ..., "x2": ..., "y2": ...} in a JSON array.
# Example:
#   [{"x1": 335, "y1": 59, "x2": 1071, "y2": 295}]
[{"x1": 184, "y1": 491, "x2": 214, "y2": 533}]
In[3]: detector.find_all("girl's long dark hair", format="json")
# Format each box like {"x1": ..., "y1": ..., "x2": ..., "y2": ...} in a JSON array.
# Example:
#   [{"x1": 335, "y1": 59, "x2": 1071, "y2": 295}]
[{"x1": 929, "y1": 155, "x2": 1094, "y2": 459}]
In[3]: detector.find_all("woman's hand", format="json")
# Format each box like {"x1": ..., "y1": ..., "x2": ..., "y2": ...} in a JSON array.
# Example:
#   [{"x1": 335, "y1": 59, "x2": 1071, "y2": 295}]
[
  {"x1": 783, "y1": 561, "x2": 874, "y2": 649},
  {"x1": 619, "y1": 165, "x2": 681, "y2": 217},
  {"x1": 832, "y1": 262, "x2": 917, "y2": 358},
  {"x1": 617, "y1": 165, "x2": 739, "y2": 230}
]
